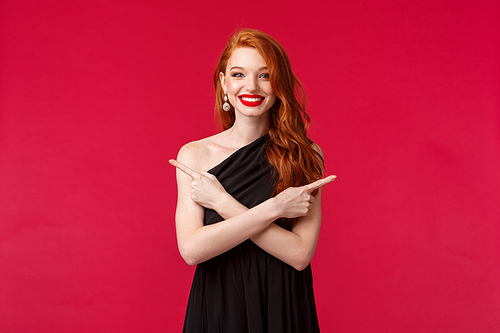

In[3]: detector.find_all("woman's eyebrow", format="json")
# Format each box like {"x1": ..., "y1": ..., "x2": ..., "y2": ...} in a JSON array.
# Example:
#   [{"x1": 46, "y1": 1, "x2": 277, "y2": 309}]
[{"x1": 229, "y1": 66, "x2": 268, "y2": 70}]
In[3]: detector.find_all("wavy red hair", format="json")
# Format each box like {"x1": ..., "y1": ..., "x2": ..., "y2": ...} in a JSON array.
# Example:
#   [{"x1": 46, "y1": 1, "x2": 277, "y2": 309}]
[{"x1": 213, "y1": 29, "x2": 324, "y2": 228}]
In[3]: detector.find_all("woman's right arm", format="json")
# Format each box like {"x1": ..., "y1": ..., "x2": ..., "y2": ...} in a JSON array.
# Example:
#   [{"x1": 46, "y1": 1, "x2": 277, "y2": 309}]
[{"x1": 173, "y1": 144, "x2": 309, "y2": 266}]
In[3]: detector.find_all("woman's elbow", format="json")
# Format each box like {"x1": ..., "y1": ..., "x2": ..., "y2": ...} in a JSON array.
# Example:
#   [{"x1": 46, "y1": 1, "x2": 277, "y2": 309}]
[
  {"x1": 292, "y1": 260, "x2": 311, "y2": 271},
  {"x1": 182, "y1": 254, "x2": 198, "y2": 266},
  {"x1": 292, "y1": 250, "x2": 315, "y2": 271},
  {"x1": 178, "y1": 242, "x2": 202, "y2": 266}
]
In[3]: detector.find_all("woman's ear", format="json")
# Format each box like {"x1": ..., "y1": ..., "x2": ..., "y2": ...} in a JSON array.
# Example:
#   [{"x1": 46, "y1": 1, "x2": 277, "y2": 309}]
[{"x1": 219, "y1": 72, "x2": 226, "y2": 92}]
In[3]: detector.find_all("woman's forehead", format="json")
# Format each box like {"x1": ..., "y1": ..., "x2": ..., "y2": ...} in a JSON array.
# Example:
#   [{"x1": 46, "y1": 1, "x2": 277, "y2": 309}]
[{"x1": 227, "y1": 47, "x2": 267, "y2": 69}]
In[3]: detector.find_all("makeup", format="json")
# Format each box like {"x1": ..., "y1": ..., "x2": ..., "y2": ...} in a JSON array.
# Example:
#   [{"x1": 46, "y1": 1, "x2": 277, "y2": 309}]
[{"x1": 238, "y1": 94, "x2": 265, "y2": 107}]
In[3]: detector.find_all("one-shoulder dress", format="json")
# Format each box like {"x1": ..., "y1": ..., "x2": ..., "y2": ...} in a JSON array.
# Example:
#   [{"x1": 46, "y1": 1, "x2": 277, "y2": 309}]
[{"x1": 183, "y1": 134, "x2": 320, "y2": 333}]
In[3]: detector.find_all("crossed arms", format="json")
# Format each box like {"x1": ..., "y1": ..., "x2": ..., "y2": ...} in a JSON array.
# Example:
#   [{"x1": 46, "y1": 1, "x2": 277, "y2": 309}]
[{"x1": 171, "y1": 147, "x2": 335, "y2": 271}]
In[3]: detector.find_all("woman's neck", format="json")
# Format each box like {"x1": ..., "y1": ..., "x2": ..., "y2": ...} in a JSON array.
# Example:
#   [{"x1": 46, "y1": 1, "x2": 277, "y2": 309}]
[{"x1": 224, "y1": 113, "x2": 270, "y2": 147}]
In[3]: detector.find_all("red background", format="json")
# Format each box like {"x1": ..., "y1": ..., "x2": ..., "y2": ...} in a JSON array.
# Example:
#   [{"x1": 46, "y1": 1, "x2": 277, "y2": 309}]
[{"x1": 1, "y1": 0, "x2": 499, "y2": 332}]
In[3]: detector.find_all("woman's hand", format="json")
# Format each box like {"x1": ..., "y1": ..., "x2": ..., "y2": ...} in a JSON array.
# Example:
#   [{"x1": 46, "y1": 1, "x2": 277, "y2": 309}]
[
  {"x1": 170, "y1": 159, "x2": 228, "y2": 211},
  {"x1": 171, "y1": 149, "x2": 336, "y2": 266},
  {"x1": 171, "y1": 156, "x2": 336, "y2": 220},
  {"x1": 273, "y1": 176, "x2": 336, "y2": 219}
]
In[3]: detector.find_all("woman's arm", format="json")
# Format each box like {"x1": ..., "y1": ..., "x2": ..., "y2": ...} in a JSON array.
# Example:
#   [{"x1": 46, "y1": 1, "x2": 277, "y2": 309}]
[
  {"x1": 251, "y1": 143, "x2": 331, "y2": 270},
  {"x1": 179, "y1": 144, "x2": 334, "y2": 271},
  {"x1": 210, "y1": 187, "x2": 327, "y2": 271},
  {"x1": 172, "y1": 144, "x2": 321, "y2": 266},
  {"x1": 251, "y1": 193, "x2": 323, "y2": 271}
]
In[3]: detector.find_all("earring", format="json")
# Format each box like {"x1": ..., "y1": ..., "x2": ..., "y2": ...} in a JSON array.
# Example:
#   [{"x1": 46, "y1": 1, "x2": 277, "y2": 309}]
[{"x1": 223, "y1": 93, "x2": 230, "y2": 112}]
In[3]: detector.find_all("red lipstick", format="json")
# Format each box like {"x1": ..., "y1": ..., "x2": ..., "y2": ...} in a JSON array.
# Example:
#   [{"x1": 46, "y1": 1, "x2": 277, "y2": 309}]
[{"x1": 238, "y1": 94, "x2": 265, "y2": 107}]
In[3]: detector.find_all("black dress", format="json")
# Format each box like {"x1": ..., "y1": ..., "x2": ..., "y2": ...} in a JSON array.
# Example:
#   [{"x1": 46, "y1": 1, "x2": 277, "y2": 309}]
[{"x1": 183, "y1": 134, "x2": 320, "y2": 333}]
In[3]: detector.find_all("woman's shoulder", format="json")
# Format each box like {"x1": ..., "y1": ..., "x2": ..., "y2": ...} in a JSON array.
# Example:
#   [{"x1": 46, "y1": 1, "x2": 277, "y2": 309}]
[{"x1": 176, "y1": 132, "x2": 227, "y2": 172}]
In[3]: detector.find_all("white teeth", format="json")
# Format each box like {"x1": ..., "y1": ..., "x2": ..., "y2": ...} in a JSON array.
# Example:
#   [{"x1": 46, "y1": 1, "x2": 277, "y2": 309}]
[{"x1": 241, "y1": 97, "x2": 264, "y2": 102}]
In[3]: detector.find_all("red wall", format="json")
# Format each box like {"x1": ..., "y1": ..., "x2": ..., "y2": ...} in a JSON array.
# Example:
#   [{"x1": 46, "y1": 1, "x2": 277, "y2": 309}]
[{"x1": 1, "y1": 0, "x2": 499, "y2": 332}]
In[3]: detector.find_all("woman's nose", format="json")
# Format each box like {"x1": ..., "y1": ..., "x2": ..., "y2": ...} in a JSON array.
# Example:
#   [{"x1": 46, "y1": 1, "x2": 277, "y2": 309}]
[{"x1": 245, "y1": 76, "x2": 257, "y2": 92}]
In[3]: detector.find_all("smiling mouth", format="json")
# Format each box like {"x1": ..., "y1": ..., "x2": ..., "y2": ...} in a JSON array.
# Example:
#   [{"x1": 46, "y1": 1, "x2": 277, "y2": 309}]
[{"x1": 238, "y1": 95, "x2": 265, "y2": 107}]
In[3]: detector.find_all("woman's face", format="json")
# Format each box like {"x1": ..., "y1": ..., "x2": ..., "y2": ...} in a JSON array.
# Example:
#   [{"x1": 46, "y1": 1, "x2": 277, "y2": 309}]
[{"x1": 220, "y1": 47, "x2": 276, "y2": 118}]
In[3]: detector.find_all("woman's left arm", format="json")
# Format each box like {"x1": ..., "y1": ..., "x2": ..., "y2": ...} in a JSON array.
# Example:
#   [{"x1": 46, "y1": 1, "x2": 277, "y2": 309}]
[
  {"x1": 214, "y1": 189, "x2": 324, "y2": 271},
  {"x1": 214, "y1": 143, "x2": 328, "y2": 271},
  {"x1": 251, "y1": 195, "x2": 322, "y2": 271}
]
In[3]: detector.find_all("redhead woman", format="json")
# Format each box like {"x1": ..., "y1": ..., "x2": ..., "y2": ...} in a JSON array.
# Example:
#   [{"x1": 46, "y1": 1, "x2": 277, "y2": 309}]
[{"x1": 170, "y1": 29, "x2": 336, "y2": 333}]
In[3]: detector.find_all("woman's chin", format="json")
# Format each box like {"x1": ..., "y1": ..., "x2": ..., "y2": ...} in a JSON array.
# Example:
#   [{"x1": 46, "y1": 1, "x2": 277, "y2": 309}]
[{"x1": 234, "y1": 107, "x2": 271, "y2": 118}]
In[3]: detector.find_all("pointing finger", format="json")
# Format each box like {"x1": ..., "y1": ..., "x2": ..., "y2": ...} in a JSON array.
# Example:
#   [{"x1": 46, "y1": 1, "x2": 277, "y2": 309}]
[
  {"x1": 169, "y1": 159, "x2": 200, "y2": 179},
  {"x1": 304, "y1": 175, "x2": 337, "y2": 193}
]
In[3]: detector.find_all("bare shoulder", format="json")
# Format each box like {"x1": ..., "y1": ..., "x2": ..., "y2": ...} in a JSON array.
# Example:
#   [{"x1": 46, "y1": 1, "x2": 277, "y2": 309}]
[
  {"x1": 177, "y1": 138, "x2": 211, "y2": 173},
  {"x1": 176, "y1": 132, "x2": 229, "y2": 172},
  {"x1": 176, "y1": 141, "x2": 202, "y2": 172}
]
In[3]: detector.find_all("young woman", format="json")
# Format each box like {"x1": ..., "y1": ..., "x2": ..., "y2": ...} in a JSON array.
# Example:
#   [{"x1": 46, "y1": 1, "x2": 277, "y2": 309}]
[{"x1": 170, "y1": 29, "x2": 336, "y2": 333}]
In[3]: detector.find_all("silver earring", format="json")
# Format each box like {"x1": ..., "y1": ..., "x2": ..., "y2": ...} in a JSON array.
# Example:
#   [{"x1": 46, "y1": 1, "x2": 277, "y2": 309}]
[{"x1": 223, "y1": 93, "x2": 230, "y2": 112}]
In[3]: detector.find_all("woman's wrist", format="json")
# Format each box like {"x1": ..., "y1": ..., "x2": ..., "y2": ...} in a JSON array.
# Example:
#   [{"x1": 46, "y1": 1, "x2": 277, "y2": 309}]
[
  {"x1": 216, "y1": 192, "x2": 247, "y2": 219},
  {"x1": 215, "y1": 193, "x2": 281, "y2": 224},
  {"x1": 266, "y1": 197, "x2": 283, "y2": 220}
]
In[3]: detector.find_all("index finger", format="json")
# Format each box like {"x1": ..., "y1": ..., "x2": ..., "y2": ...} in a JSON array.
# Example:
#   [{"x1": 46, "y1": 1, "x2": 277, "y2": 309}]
[
  {"x1": 304, "y1": 175, "x2": 337, "y2": 193},
  {"x1": 169, "y1": 159, "x2": 199, "y2": 179}
]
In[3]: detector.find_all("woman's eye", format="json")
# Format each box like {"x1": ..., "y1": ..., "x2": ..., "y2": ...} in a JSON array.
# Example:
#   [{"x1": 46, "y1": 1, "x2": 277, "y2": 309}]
[
  {"x1": 231, "y1": 73, "x2": 244, "y2": 77},
  {"x1": 260, "y1": 73, "x2": 270, "y2": 79}
]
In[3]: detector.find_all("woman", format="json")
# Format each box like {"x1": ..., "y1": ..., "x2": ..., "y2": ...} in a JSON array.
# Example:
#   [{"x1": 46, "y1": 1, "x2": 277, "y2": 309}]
[{"x1": 170, "y1": 29, "x2": 335, "y2": 333}]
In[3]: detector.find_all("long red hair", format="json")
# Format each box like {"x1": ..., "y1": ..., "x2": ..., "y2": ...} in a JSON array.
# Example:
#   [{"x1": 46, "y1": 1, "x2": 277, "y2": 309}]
[{"x1": 213, "y1": 29, "x2": 324, "y2": 228}]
